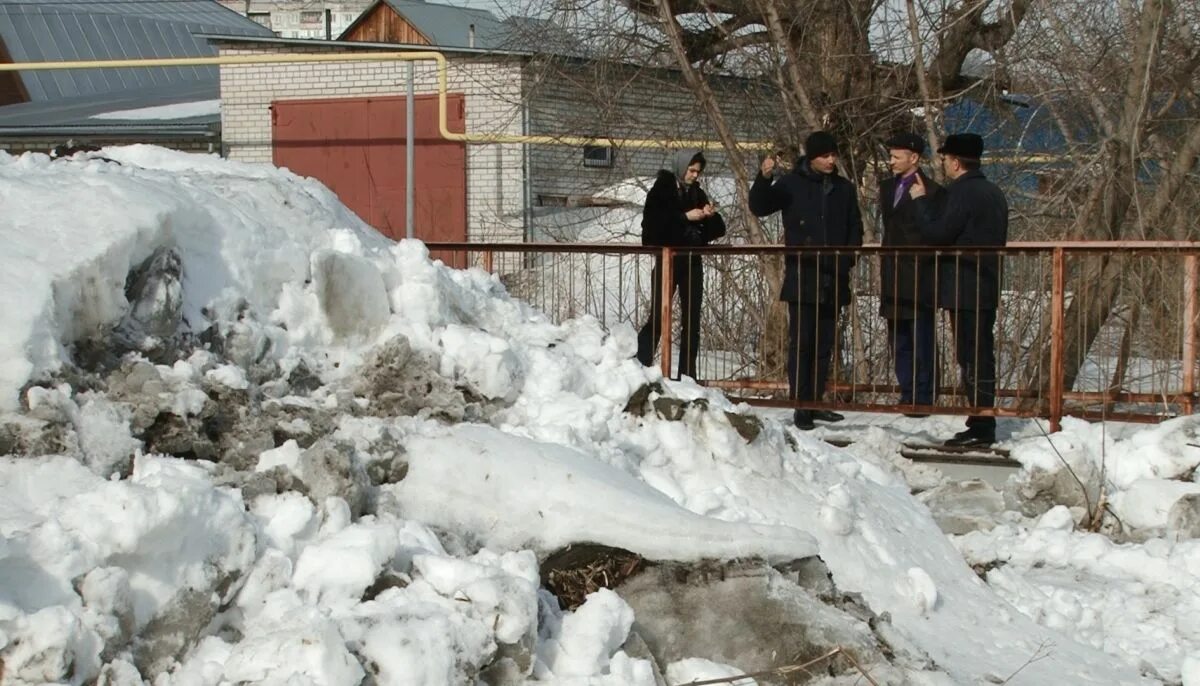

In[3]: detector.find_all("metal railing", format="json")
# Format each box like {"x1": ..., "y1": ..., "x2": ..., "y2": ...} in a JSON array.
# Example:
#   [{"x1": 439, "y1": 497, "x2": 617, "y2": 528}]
[{"x1": 427, "y1": 241, "x2": 1200, "y2": 430}]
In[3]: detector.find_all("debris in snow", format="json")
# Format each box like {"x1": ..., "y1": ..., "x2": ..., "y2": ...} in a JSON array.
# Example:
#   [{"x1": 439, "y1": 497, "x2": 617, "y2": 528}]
[
  {"x1": 918, "y1": 479, "x2": 1008, "y2": 535},
  {"x1": 121, "y1": 246, "x2": 184, "y2": 342}
]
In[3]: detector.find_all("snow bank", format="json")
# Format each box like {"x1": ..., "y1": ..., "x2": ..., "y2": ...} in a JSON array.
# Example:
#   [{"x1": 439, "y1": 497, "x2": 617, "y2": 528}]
[
  {"x1": 393, "y1": 423, "x2": 817, "y2": 562},
  {"x1": 957, "y1": 506, "x2": 1200, "y2": 683},
  {"x1": 0, "y1": 455, "x2": 255, "y2": 682},
  {"x1": 1010, "y1": 416, "x2": 1200, "y2": 527},
  {"x1": 0, "y1": 146, "x2": 389, "y2": 410}
]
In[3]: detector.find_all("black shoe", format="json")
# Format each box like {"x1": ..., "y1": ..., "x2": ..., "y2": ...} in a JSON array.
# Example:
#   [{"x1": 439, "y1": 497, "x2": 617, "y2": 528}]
[
  {"x1": 944, "y1": 429, "x2": 995, "y2": 448},
  {"x1": 793, "y1": 410, "x2": 815, "y2": 431},
  {"x1": 811, "y1": 410, "x2": 845, "y2": 423},
  {"x1": 900, "y1": 398, "x2": 930, "y2": 418}
]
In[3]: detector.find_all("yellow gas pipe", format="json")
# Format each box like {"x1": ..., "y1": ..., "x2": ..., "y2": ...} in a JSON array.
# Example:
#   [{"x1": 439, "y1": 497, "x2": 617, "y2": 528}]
[{"x1": 0, "y1": 52, "x2": 773, "y2": 150}]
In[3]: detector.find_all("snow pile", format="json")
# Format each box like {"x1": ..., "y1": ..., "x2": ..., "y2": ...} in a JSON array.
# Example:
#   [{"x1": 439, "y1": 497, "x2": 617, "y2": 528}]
[
  {"x1": 1008, "y1": 416, "x2": 1200, "y2": 530},
  {"x1": 956, "y1": 505, "x2": 1200, "y2": 683},
  {"x1": 393, "y1": 423, "x2": 816, "y2": 561},
  {"x1": 0, "y1": 455, "x2": 255, "y2": 681},
  {"x1": 93, "y1": 100, "x2": 222, "y2": 121},
  {"x1": 0, "y1": 144, "x2": 386, "y2": 411},
  {"x1": 0, "y1": 146, "x2": 1189, "y2": 684}
]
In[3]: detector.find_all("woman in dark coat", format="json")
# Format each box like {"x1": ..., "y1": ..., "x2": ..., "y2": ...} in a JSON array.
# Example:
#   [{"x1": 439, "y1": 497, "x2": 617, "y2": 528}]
[{"x1": 636, "y1": 149, "x2": 726, "y2": 379}]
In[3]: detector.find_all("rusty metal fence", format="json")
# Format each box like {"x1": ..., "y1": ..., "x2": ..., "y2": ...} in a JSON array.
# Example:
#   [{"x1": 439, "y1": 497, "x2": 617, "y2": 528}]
[{"x1": 426, "y1": 242, "x2": 1200, "y2": 430}]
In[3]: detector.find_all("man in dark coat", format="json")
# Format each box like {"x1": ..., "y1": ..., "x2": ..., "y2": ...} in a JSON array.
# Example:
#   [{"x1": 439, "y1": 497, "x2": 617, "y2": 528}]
[
  {"x1": 909, "y1": 133, "x2": 1009, "y2": 447},
  {"x1": 879, "y1": 133, "x2": 943, "y2": 414},
  {"x1": 750, "y1": 131, "x2": 863, "y2": 430},
  {"x1": 636, "y1": 149, "x2": 726, "y2": 379}
]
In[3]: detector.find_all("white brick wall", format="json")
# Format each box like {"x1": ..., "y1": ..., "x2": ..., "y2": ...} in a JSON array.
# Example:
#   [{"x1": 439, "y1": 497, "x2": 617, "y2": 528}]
[{"x1": 218, "y1": 42, "x2": 526, "y2": 242}]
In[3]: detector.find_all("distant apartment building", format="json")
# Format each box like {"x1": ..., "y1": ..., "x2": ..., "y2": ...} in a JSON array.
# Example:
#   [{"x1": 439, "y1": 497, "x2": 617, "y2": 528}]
[{"x1": 216, "y1": 1, "x2": 375, "y2": 39}]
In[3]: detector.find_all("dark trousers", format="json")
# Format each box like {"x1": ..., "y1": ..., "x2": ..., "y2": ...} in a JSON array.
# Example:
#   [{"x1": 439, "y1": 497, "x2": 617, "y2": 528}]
[
  {"x1": 948, "y1": 308, "x2": 997, "y2": 430},
  {"x1": 887, "y1": 309, "x2": 936, "y2": 405},
  {"x1": 787, "y1": 301, "x2": 837, "y2": 403},
  {"x1": 637, "y1": 256, "x2": 703, "y2": 379}
]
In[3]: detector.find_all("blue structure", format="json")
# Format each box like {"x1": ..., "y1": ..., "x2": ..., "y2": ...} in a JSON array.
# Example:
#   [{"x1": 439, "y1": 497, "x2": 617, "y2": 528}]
[{"x1": 939, "y1": 95, "x2": 1088, "y2": 199}]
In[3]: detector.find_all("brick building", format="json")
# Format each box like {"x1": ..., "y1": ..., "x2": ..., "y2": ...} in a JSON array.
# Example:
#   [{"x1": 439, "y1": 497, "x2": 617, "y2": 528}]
[{"x1": 214, "y1": 33, "x2": 771, "y2": 246}]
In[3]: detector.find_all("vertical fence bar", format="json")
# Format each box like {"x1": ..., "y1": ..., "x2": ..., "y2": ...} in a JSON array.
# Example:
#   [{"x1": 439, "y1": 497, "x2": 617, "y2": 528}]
[
  {"x1": 660, "y1": 247, "x2": 674, "y2": 379},
  {"x1": 405, "y1": 61, "x2": 415, "y2": 240},
  {"x1": 1049, "y1": 247, "x2": 1066, "y2": 432},
  {"x1": 1183, "y1": 254, "x2": 1198, "y2": 414},
  {"x1": 483, "y1": 250, "x2": 494, "y2": 273}
]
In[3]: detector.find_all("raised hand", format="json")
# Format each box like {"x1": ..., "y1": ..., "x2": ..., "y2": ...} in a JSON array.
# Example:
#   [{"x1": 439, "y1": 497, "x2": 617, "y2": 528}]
[
  {"x1": 909, "y1": 174, "x2": 927, "y2": 199},
  {"x1": 760, "y1": 156, "x2": 776, "y2": 178}
]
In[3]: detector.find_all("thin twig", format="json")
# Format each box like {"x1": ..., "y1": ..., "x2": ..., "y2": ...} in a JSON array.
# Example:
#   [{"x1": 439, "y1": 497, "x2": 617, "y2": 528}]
[
  {"x1": 999, "y1": 640, "x2": 1053, "y2": 684},
  {"x1": 671, "y1": 647, "x2": 842, "y2": 686},
  {"x1": 1033, "y1": 418, "x2": 1095, "y2": 522},
  {"x1": 672, "y1": 646, "x2": 880, "y2": 686},
  {"x1": 837, "y1": 648, "x2": 883, "y2": 686}
]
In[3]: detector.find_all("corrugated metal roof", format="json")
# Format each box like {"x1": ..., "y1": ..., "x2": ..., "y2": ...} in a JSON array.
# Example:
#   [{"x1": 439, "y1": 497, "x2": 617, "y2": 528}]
[
  {"x1": 374, "y1": 0, "x2": 509, "y2": 50},
  {"x1": 203, "y1": 31, "x2": 534, "y2": 57},
  {"x1": 0, "y1": 80, "x2": 220, "y2": 135},
  {"x1": 0, "y1": 0, "x2": 273, "y2": 102}
]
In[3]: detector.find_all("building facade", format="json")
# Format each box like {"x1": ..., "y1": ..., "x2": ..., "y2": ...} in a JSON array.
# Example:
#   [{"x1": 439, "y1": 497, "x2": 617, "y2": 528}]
[
  {"x1": 215, "y1": 35, "x2": 774, "y2": 247},
  {"x1": 217, "y1": 1, "x2": 375, "y2": 39}
]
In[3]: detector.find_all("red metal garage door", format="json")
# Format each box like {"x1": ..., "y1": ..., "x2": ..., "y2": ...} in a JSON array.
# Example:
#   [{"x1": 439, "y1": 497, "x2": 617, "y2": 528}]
[{"x1": 271, "y1": 94, "x2": 467, "y2": 250}]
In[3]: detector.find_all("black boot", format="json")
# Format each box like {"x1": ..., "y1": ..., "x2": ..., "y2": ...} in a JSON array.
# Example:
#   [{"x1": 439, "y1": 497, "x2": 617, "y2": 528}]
[
  {"x1": 945, "y1": 428, "x2": 995, "y2": 448},
  {"x1": 811, "y1": 410, "x2": 845, "y2": 423},
  {"x1": 793, "y1": 410, "x2": 815, "y2": 431}
]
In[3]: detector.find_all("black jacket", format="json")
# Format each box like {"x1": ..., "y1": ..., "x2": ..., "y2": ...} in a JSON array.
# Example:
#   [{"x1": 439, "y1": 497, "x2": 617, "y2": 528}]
[
  {"x1": 914, "y1": 169, "x2": 1008, "y2": 310},
  {"x1": 641, "y1": 170, "x2": 726, "y2": 250},
  {"x1": 750, "y1": 158, "x2": 863, "y2": 305},
  {"x1": 879, "y1": 170, "x2": 943, "y2": 319}
]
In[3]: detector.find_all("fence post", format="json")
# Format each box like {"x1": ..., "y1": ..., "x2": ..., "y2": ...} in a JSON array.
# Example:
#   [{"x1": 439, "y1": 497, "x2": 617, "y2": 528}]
[
  {"x1": 483, "y1": 250, "x2": 494, "y2": 273},
  {"x1": 1049, "y1": 247, "x2": 1066, "y2": 432},
  {"x1": 1183, "y1": 254, "x2": 1198, "y2": 414},
  {"x1": 660, "y1": 247, "x2": 674, "y2": 379}
]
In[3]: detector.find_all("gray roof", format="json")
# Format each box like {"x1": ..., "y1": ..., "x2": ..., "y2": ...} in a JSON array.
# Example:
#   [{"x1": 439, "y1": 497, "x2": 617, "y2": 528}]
[
  {"x1": 201, "y1": 31, "x2": 534, "y2": 57},
  {"x1": 338, "y1": 1, "x2": 583, "y2": 56},
  {"x1": 0, "y1": 81, "x2": 219, "y2": 135},
  {"x1": 0, "y1": 0, "x2": 273, "y2": 103},
  {"x1": 341, "y1": 0, "x2": 522, "y2": 50}
]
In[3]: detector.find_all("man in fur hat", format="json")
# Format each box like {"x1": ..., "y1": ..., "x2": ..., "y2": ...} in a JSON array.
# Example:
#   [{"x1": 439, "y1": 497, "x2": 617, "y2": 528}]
[{"x1": 909, "y1": 133, "x2": 1008, "y2": 447}]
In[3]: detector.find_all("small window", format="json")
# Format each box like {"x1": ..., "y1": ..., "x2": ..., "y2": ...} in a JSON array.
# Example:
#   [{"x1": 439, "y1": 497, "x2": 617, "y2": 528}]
[
  {"x1": 582, "y1": 145, "x2": 613, "y2": 168},
  {"x1": 300, "y1": 10, "x2": 323, "y2": 25},
  {"x1": 248, "y1": 12, "x2": 271, "y2": 28},
  {"x1": 537, "y1": 194, "x2": 569, "y2": 207}
]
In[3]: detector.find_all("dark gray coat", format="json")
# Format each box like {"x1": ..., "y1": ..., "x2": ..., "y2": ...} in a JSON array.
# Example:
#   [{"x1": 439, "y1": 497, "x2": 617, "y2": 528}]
[
  {"x1": 914, "y1": 169, "x2": 1008, "y2": 311},
  {"x1": 750, "y1": 159, "x2": 863, "y2": 305},
  {"x1": 879, "y1": 170, "x2": 943, "y2": 319}
]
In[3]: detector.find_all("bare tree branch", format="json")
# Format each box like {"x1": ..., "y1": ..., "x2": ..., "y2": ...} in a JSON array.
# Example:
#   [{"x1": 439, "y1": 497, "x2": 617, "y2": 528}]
[
  {"x1": 906, "y1": 0, "x2": 942, "y2": 170},
  {"x1": 651, "y1": 0, "x2": 768, "y2": 244}
]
